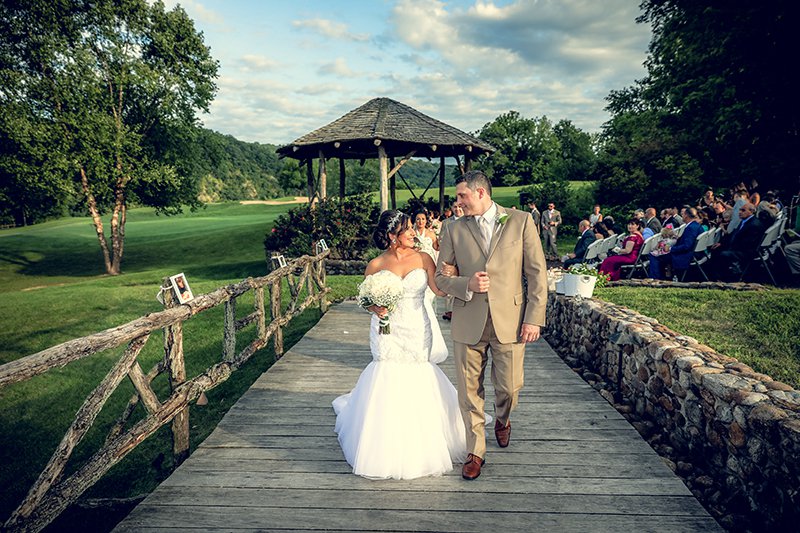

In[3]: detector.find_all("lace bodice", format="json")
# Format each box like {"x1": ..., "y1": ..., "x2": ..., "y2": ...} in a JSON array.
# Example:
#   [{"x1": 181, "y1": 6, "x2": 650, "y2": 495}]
[
  {"x1": 414, "y1": 231, "x2": 436, "y2": 259},
  {"x1": 369, "y1": 269, "x2": 446, "y2": 364}
]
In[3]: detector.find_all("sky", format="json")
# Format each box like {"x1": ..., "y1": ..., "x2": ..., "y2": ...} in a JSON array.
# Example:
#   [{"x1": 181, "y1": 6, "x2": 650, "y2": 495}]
[{"x1": 163, "y1": 0, "x2": 653, "y2": 146}]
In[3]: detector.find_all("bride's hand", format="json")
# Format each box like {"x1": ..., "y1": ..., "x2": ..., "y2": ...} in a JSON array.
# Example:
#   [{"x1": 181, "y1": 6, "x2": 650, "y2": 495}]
[
  {"x1": 368, "y1": 305, "x2": 388, "y2": 318},
  {"x1": 441, "y1": 262, "x2": 458, "y2": 277}
]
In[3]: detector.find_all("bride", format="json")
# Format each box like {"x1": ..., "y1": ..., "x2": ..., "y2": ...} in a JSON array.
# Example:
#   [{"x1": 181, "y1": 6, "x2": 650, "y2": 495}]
[{"x1": 332, "y1": 209, "x2": 467, "y2": 480}]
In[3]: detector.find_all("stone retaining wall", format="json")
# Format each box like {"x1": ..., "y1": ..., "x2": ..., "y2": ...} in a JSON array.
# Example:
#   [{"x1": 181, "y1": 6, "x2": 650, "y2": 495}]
[
  {"x1": 544, "y1": 293, "x2": 800, "y2": 530},
  {"x1": 325, "y1": 259, "x2": 368, "y2": 276}
]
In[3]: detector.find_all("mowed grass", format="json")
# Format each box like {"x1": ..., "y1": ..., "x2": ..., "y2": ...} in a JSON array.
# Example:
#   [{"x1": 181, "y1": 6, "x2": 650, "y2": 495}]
[
  {"x1": 596, "y1": 287, "x2": 800, "y2": 388},
  {"x1": 0, "y1": 200, "x2": 362, "y2": 521}
]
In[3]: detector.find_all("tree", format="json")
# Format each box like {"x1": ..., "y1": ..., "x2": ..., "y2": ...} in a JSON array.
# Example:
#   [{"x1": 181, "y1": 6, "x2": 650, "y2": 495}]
[
  {"x1": 0, "y1": 0, "x2": 218, "y2": 274},
  {"x1": 598, "y1": 0, "x2": 799, "y2": 203},
  {"x1": 552, "y1": 119, "x2": 596, "y2": 182}
]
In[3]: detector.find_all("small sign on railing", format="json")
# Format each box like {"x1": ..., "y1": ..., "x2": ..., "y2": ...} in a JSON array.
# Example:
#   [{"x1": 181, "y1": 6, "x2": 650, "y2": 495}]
[
  {"x1": 271, "y1": 254, "x2": 287, "y2": 270},
  {"x1": 315, "y1": 239, "x2": 329, "y2": 255},
  {"x1": 169, "y1": 273, "x2": 194, "y2": 303}
]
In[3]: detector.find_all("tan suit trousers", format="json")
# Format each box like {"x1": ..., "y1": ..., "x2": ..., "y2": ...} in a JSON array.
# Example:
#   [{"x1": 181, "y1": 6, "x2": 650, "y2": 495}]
[{"x1": 454, "y1": 313, "x2": 525, "y2": 459}]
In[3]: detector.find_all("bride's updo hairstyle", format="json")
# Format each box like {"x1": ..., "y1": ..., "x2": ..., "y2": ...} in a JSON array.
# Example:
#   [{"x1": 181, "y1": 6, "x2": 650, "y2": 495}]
[{"x1": 373, "y1": 209, "x2": 410, "y2": 250}]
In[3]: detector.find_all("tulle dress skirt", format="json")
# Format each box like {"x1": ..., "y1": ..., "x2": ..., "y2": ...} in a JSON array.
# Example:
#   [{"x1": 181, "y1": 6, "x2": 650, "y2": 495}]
[{"x1": 332, "y1": 269, "x2": 467, "y2": 479}]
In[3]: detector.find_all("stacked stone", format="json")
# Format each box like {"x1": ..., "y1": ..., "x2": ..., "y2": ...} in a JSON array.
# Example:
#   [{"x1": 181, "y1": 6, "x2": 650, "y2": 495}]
[
  {"x1": 607, "y1": 279, "x2": 766, "y2": 290},
  {"x1": 544, "y1": 293, "x2": 800, "y2": 530}
]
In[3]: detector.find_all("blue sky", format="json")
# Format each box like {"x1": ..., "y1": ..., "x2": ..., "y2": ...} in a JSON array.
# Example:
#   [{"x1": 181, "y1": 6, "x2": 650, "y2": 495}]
[{"x1": 164, "y1": 0, "x2": 652, "y2": 145}]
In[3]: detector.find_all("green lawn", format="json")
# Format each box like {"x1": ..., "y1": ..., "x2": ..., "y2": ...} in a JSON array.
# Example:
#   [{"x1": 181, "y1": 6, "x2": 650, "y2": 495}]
[{"x1": 596, "y1": 287, "x2": 800, "y2": 388}]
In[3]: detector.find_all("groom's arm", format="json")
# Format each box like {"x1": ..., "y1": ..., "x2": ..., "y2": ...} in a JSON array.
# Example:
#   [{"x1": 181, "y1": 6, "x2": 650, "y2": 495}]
[
  {"x1": 435, "y1": 223, "x2": 471, "y2": 300},
  {"x1": 522, "y1": 214, "x2": 548, "y2": 327}
]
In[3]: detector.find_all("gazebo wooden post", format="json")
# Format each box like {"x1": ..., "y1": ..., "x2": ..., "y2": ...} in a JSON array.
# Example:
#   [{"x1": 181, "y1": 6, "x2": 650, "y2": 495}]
[
  {"x1": 465, "y1": 154, "x2": 473, "y2": 172},
  {"x1": 439, "y1": 157, "x2": 446, "y2": 214},
  {"x1": 339, "y1": 158, "x2": 346, "y2": 198},
  {"x1": 389, "y1": 157, "x2": 397, "y2": 209},
  {"x1": 378, "y1": 144, "x2": 388, "y2": 211},
  {"x1": 305, "y1": 159, "x2": 314, "y2": 201},
  {"x1": 318, "y1": 150, "x2": 327, "y2": 199}
]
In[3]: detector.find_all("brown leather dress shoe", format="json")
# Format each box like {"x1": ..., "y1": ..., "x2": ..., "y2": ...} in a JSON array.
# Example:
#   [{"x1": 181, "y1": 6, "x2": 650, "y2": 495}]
[
  {"x1": 495, "y1": 420, "x2": 511, "y2": 448},
  {"x1": 462, "y1": 453, "x2": 485, "y2": 480}
]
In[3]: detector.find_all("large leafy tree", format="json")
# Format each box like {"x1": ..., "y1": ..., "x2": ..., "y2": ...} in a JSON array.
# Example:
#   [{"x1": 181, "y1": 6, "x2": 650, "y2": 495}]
[
  {"x1": 475, "y1": 112, "x2": 562, "y2": 186},
  {"x1": 598, "y1": 0, "x2": 799, "y2": 207},
  {"x1": 0, "y1": 0, "x2": 218, "y2": 274}
]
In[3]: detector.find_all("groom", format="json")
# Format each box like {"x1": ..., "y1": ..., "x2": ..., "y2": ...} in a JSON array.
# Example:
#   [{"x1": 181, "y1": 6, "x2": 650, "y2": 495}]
[{"x1": 436, "y1": 170, "x2": 548, "y2": 480}]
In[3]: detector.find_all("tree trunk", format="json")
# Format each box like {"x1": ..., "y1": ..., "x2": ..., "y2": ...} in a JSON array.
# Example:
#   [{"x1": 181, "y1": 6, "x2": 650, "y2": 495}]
[{"x1": 79, "y1": 167, "x2": 114, "y2": 274}]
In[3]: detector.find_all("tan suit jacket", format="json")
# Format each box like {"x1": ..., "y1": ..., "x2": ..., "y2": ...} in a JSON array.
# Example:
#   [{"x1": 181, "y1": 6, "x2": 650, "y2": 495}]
[{"x1": 435, "y1": 205, "x2": 548, "y2": 345}]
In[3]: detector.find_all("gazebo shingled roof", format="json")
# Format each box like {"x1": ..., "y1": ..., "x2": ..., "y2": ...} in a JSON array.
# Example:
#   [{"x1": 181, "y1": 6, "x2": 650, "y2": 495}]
[
  {"x1": 276, "y1": 97, "x2": 495, "y2": 160},
  {"x1": 275, "y1": 97, "x2": 495, "y2": 211}
]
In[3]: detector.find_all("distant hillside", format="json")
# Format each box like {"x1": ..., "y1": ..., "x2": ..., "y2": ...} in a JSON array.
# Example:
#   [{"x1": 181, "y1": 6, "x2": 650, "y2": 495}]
[{"x1": 192, "y1": 128, "x2": 454, "y2": 201}]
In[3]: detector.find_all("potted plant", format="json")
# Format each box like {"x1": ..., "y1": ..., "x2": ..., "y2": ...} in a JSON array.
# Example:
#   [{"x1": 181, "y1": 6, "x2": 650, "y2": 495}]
[{"x1": 563, "y1": 263, "x2": 610, "y2": 298}]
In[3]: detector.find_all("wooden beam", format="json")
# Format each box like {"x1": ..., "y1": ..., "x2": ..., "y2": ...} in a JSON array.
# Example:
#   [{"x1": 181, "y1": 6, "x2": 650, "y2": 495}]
[
  {"x1": 386, "y1": 150, "x2": 417, "y2": 180},
  {"x1": 378, "y1": 145, "x2": 388, "y2": 211},
  {"x1": 390, "y1": 157, "x2": 397, "y2": 210},
  {"x1": 305, "y1": 159, "x2": 314, "y2": 201},
  {"x1": 439, "y1": 157, "x2": 446, "y2": 214},
  {"x1": 318, "y1": 150, "x2": 327, "y2": 199},
  {"x1": 339, "y1": 158, "x2": 346, "y2": 198}
]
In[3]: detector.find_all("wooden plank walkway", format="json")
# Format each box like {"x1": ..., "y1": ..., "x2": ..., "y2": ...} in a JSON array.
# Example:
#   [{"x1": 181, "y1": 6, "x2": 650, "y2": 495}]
[{"x1": 115, "y1": 301, "x2": 721, "y2": 532}]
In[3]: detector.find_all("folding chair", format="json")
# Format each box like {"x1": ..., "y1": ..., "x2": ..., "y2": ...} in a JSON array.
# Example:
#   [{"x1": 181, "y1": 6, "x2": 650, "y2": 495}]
[
  {"x1": 740, "y1": 220, "x2": 782, "y2": 284},
  {"x1": 620, "y1": 234, "x2": 659, "y2": 279},
  {"x1": 674, "y1": 223, "x2": 688, "y2": 237},
  {"x1": 582, "y1": 238, "x2": 604, "y2": 266},
  {"x1": 681, "y1": 229, "x2": 712, "y2": 281}
]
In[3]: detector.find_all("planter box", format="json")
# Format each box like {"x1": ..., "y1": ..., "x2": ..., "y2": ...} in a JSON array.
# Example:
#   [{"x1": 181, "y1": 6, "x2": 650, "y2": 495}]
[{"x1": 563, "y1": 273, "x2": 597, "y2": 298}]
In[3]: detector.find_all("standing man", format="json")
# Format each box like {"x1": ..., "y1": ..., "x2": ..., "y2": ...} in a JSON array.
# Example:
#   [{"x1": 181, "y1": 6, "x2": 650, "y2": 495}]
[
  {"x1": 440, "y1": 203, "x2": 463, "y2": 321},
  {"x1": 436, "y1": 171, "x2": 548, "y2": 481},
  {"x1": 541, "y1": 202, "x2": 561, "y2": 261},
  {"x1": 527, "y1": 200, "x2": 541, "y2": 229}
]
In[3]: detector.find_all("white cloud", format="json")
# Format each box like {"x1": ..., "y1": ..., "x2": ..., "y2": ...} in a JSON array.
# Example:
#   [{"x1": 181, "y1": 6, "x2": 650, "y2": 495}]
[
  {"x1": 318, "y1": 58, "x2": 358, "y2": 77},
  {"x1": 293, "y1": 18, "x2": 370, "y2": 42},
  {"x1": 240, "y1": 54, "x2": 280, "y2": 71}
]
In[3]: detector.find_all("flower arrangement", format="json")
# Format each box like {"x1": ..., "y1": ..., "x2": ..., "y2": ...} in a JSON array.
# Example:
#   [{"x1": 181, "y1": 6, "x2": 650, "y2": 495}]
[
  {"x1": 358, "y1": 270, "x2": 405, "y2": 334},
  {"x1": 567, "y1": 263, "x2": 611, "y2": 288}
]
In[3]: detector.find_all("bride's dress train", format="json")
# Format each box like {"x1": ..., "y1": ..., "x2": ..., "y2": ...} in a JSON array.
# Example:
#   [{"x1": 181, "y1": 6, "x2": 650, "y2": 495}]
[{"x1": 332, "y1": 268, "x2": 467, "y2": 480}]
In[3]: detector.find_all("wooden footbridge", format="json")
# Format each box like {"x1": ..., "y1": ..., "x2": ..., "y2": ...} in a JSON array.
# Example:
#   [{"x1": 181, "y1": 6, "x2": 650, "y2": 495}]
[{"x1": 115, "y1": 301, "x2": 721, "y2": 532}]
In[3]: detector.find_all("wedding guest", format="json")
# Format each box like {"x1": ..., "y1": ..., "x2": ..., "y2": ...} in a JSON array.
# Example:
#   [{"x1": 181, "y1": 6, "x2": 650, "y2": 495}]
[
  {"x1": 589, "y1": 204, "x2": 603, "y2": 227},
  {"x1": 594, "y1": 219, "x2": 614, "y2": 240},
  {"x1": 599, "y1": 218, "x2": 644, "y2": 281},
  {"x1": 710, "y1": 202, "x2": 766, "y2": 281},
  {"x1": 727, "y1": 190, "x2": 749, "y2": 234},
  {"x1": 644, "y1": 208, "x2": 662, "y2": 234},
  {"x1": 527, "y1": 200, "x2": 541, "y2": 228},
  {"x1": 413, "y1": 210, "x2": 439, "y2": 261},
  {"x1": 649, "y1": 208, "x2": 703, "y2": 280},
  {"x1": 541, "y1": 202, "x2": 561, "y2": 261},
  {"x1": 562, "y1": 220, "x2": 595, "y2": 268}
]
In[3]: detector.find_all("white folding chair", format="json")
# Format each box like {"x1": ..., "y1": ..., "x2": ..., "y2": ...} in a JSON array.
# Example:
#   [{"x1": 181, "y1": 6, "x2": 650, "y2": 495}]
[
  {"x1": 582, "y1": 238, "x2": 604, "y2": 265},
  {"x1": 674, "y1": 223, "x2": 688, "y2": 237},
  {"x1": 620, "y1": 234, "x2": 659, "y2": 279},
  {"x1": 681, "y1": 230, "x2": 712, "y2": 281},
  {"x1": 741, "y1": 220, "x2": 782, "y2": 284}
]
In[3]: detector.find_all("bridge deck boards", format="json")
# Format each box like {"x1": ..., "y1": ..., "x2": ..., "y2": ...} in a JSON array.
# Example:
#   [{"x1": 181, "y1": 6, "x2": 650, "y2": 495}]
[{"x1": 115, "y1": 301, "x2": 720, "y2": 532}]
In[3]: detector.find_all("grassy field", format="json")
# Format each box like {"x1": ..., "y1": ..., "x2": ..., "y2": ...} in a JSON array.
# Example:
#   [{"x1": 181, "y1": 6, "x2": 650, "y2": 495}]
[{"x1": 1, "y1": 190, "x2": 796, "y2": 525}]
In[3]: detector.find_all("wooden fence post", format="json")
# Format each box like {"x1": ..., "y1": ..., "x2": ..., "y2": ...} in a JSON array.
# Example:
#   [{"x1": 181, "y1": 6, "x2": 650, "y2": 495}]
[
  {"x1": 223, "y1": 297, "x2": 236, "y2": 362},
  {"x1": 269, "y1": 279, "x2": 284, "y2": 358},
  {"x1": 161, "y1": 278, "x2": 189, "y2": 466},
  {"x1": 254, "y1": 286, "x2": 266, "y2": 341}
]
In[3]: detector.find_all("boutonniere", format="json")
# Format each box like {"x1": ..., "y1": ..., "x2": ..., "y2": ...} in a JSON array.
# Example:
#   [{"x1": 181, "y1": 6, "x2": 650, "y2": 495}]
[{"x1": 496, "y1": 213, "x2": 509, "y2": 226}]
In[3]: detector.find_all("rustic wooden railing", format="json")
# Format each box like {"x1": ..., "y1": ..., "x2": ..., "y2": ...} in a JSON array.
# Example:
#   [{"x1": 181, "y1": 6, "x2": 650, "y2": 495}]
[{"x1": 0, "y1": 250, "x2": 330, "y2": 533}]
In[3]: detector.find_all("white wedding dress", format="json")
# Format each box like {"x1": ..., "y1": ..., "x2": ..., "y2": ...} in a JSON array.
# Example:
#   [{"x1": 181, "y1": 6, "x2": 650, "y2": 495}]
[{"x1": 332, "y1": 268, "x2": 467, "y2": 479}]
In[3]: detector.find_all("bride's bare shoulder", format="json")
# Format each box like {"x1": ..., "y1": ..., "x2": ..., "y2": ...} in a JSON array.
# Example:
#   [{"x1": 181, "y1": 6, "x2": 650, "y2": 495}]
[{"x1": 365, "y1": 254, "x2": 388, "y2": 276}]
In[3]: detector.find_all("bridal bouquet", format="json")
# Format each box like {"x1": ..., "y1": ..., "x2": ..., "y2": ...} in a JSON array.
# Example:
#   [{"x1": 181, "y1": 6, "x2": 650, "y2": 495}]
[{"x1": 358, "y1": 270, "x2": 404, "y2": 334}]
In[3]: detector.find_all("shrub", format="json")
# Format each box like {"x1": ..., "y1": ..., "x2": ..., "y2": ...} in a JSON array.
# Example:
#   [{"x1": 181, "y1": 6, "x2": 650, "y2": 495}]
[
  {"x1": 520, "y1": 179, "x2": 598, "y2": 234},
  {"x1": 265, "y1": 194, "x2": 381, "y2": 260}
]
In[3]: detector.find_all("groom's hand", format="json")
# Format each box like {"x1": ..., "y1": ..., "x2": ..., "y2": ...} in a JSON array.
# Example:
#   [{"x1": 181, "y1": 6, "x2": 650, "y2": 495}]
[
  {"x1": 468, "y1": 271, "x2": 490, "y2": 293},
  {"x1": 520, "y1": 323, "x2": 541, "y2": 343}
]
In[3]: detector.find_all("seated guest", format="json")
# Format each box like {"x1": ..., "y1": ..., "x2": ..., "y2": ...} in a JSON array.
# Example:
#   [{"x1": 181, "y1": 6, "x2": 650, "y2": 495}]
[
  {"x1": 669, "y1": 208, "x2": 683, "y2": 229},
  {"x1": 756, "y1": 192, "x2": 779, "y2": 225},
  {"x1": 594, "y1": 219, "x2": 614, "y2": 239},
  {"x1": 649, "y1": 208, "x2": 704, "y2": 280},
  {"x1": 711, "y1": 200, "x2": 731, "y2": 228},
  {"x1": 660, "y1": 208, "x2": 674, "y2": 228},
  {"x1": 710, "y1": 202, "x2": 766, "y2": 281},
  {"x1": 785, "y1": 240, "x2": 800, "y2": 279},
  {"x1": 599, "y1": 218, "x2": 644, "y2": 281},
  {"x1": 644, "y1": 207, "x2": 662, "y2": 235},
  {"x1": 727, "y1": 189, "x2": 749, "y2": 234},
  {"x1": 603, "y1": 215, "x2": 616, "y2": 234},
  {"x1": 562, "y1": 220, "x2": 595, "y2": 268}
]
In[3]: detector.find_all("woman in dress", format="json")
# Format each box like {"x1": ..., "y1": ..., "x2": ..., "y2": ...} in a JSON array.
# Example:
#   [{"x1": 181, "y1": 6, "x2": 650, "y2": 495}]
[
  {"x1": 599, "y1": 218, "x2": 645, "y2": 281},
  {"x1": 413, "y1": 209, "x2": 439, "y2": 262},
  {"x1": 332, "y1": 210, "x2": 468, "y2": 480},
  {"x1": 589, "y1": 204, "x2": 603, "y2": 228}
]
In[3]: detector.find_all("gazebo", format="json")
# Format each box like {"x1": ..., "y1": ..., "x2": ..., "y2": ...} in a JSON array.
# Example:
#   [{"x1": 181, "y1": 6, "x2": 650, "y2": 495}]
[{"x1": 276, "y1": 97, "x2": 495, "y2": 212}]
